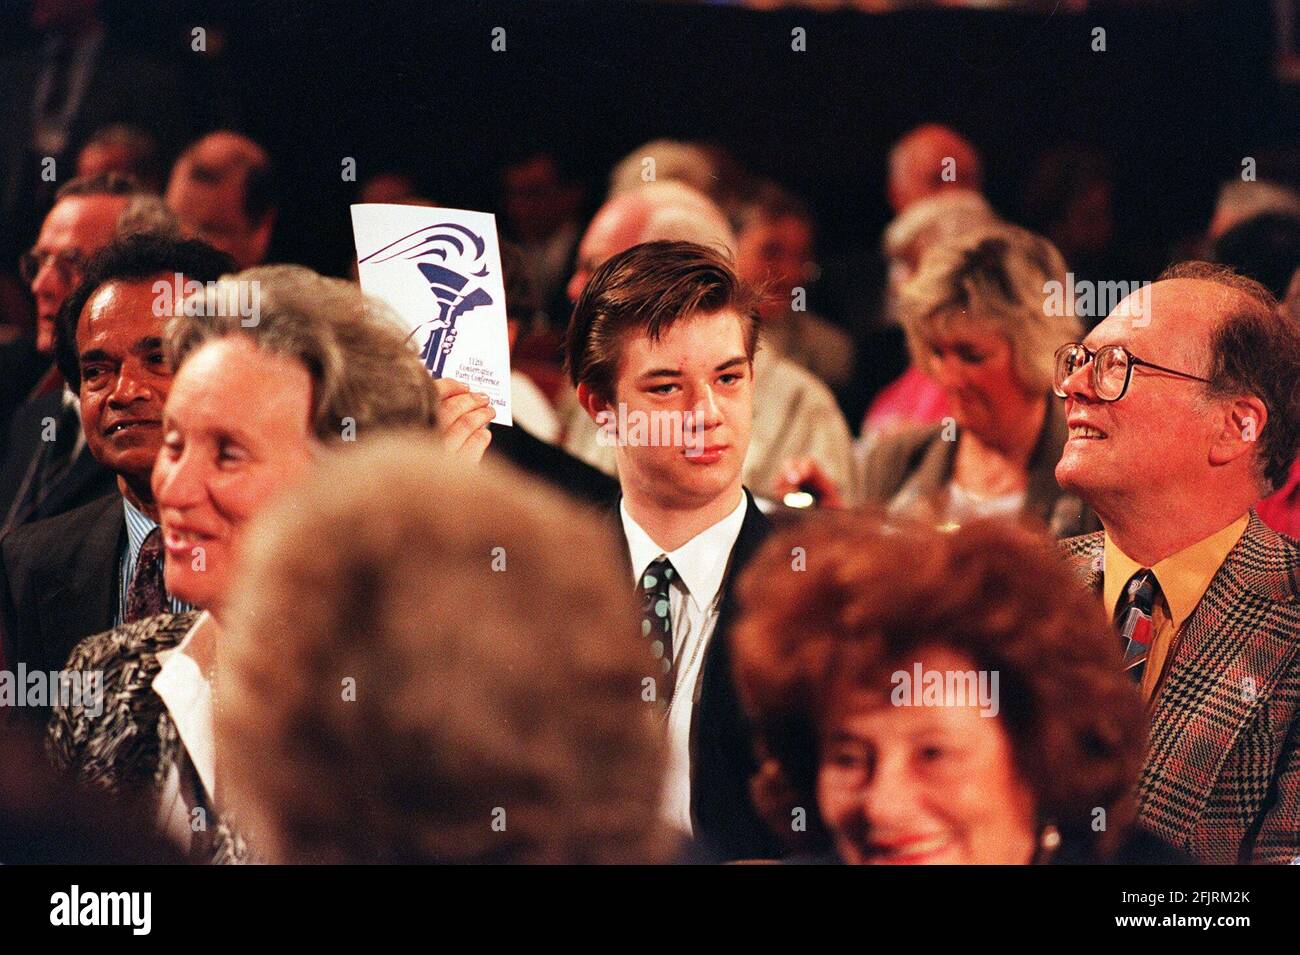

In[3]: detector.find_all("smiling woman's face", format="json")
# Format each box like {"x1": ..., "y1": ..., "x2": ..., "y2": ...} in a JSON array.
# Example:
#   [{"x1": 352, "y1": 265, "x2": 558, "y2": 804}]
[
  {"x1": 815, "y1": 647, "x2": 1038, "y2": 865},
  {"x1": 151, "y1": 336, "x2": 317, "y2": 612}
]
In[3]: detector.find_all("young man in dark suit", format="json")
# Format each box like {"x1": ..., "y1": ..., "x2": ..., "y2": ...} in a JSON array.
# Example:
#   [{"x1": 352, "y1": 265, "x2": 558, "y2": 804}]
[
  {"x1": 564, "y1": 239, "x2": 779, "y2": 860},
  {"x1": 1055, "y1": 262, "x2": 1300, "y2": 864},
  {"x1": 0, "y1": 234, "x2": 231, "y2": 686}
]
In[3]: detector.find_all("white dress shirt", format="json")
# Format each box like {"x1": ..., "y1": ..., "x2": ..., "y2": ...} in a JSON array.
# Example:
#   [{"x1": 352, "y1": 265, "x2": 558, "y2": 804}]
[
  {"x1": 152, "y1": 611, "x2": 217, "y2": 854},
  {"x1": 510, "y1": 369, "x2": 561, "y2": 443},
  {"x1": 620, "y1": 490, "x2": 747, "y2": 836}
]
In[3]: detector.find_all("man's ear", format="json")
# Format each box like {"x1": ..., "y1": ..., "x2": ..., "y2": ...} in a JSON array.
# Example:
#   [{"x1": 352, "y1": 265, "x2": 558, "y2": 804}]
[
  {"x1": 576, "y1": 382, "x2": 610, "y2": 424},
  {"x1": 1209, "y1": 394, "x2": 1268, "y2": 466}
]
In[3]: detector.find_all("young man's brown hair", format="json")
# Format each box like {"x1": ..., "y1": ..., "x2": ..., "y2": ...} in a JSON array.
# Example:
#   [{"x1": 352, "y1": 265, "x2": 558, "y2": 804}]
[{"x1": 564, "y1": 239, "x2": 761, "y2": 404}]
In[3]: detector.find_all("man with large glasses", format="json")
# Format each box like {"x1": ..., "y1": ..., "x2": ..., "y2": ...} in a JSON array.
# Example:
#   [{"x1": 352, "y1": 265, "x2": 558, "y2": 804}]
[{"x1": 1055, "y1": 261, "x2": 1300, "y2": 865}]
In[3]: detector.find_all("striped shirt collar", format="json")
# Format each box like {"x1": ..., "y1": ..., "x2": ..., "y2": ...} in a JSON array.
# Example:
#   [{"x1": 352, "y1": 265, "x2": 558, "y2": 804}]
[
  {"x1": 117, "y1": 498, "x2": 192, "y2": 626},
  {"x1": 123, "y1": 496, "x2": 157, "y2": 560}
]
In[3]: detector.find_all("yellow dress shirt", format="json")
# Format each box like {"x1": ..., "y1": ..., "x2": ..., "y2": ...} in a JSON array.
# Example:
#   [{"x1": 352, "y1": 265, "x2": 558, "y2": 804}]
[{"x1": 1103, "y1": 514, "x2": 1249, "y2": 703}]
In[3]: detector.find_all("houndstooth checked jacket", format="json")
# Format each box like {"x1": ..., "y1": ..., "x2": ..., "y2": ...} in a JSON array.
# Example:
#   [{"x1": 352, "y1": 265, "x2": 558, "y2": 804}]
[
  {"x1": 46, "y1": 611, "x2": 249, "y2": 864},
  {"x1": 1062, "y1": 512, "x2": 1300, "y2": 864}
]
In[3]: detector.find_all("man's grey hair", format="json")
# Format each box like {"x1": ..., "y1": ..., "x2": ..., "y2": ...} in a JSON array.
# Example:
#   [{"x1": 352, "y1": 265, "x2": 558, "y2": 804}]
[
  {"x1": 883, "y1": 189, "x2": 998, "y2": 260},
  {"x1": 1215, "y1": 180, "x2": 1300, "y2": 222},
  {"x1": 631, "y1": 180, "x2": 737, "y2": 258},
  {"x1": 608, "y1": 139, "x2": 719, "y2": 201}
]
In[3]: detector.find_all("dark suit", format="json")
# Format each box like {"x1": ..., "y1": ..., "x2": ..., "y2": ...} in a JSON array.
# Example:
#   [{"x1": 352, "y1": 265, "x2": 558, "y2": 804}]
[
  {"x1": 0, "y1": 493, "x2": 123, "y2": 680},
  {"x1": 1062, "y1": 513, "x2": 1300, "y2": 864},
  {"x1": 613, "y1": 490, "x2": 781, "y2": 861},
  {"x1": 0, "y1": 36, "x2": 193, "y2": 261},
  {"x1": 0, "y1": 389, "x2": 117, "y2": 531},
  {"x1": 0, "y1": 337, "x2": 49, "y2": 462},
  {"x1": 488, "y1": 422, "x2": 619, "y2": 508}
]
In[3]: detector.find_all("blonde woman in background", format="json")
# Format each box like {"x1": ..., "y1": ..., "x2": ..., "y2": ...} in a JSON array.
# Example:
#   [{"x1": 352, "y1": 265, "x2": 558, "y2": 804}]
[{"x1": 783, "y1": 224, "x2": 1095, "y2": 536}]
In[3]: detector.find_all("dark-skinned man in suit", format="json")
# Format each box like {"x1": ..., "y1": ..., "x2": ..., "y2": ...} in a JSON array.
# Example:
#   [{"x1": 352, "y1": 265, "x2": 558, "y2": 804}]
[{"x1": 0, "y1": 233, "x2": 231, "y2": 706}]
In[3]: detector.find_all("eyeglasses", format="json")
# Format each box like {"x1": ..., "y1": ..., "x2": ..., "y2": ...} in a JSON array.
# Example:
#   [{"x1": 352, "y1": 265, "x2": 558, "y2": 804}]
[
  {"x1": 1052, "y1": 342, "x2": 1212, "y2": 402},
  {"x1": 18, "y1": 247, "x2": 87, "y2": 285}
]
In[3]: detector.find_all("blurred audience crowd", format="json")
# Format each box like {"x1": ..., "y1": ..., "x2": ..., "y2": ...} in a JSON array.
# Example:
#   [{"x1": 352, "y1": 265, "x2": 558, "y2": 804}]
[{"x1": 1, "y1": 0, "x2": 1299, "y2": 867}]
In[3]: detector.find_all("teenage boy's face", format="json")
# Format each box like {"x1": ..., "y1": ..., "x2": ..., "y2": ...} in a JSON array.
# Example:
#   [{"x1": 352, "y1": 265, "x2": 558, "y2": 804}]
[{"x1": 599, "y1": 308, "x2": 753, "y2": 510}]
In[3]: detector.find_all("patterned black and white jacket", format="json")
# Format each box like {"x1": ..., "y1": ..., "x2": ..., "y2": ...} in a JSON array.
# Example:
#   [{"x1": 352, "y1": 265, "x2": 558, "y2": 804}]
[{"x1": 47, "y1": 611, "x2": 249, "y2": 864}]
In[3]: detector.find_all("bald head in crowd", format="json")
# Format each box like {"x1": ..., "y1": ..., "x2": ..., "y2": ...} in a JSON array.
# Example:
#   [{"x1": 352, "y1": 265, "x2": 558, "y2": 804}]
[
  {"x1": 24, "y1": 173, "x2": 178, "y2": 356},
  {"x1": 166, "y1": 131, "x2": 277, "y2": 269},
  {"x1": 887, "y1": 123, "x2": 983, "y2": 214},
  {"x1": 566, "y1": 180, "x2": 734, "y2": 303},
  {"x1": 1056, "y1": 262, "x2": 1299, "y2": 559}
]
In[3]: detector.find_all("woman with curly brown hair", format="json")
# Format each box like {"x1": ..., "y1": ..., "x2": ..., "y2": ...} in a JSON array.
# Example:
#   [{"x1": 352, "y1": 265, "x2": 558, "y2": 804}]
[{"x1": 731, "y1": 514, "x2": 1189, "y2": 864}]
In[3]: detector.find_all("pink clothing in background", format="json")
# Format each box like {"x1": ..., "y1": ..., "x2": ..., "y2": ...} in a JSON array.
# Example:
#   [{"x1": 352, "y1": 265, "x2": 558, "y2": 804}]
[
  {"x1": 1258, "y1": 458, "x2": 1300, "y2": 539},
  {"x1": 861, "y1": 365, "x2": 951, "y2": 437}
]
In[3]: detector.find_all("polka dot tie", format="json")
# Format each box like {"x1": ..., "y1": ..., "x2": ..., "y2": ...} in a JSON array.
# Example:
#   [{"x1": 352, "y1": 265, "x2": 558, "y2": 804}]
[{"x1": 639, "y1": 556, "x2": 677, "y2": 709}]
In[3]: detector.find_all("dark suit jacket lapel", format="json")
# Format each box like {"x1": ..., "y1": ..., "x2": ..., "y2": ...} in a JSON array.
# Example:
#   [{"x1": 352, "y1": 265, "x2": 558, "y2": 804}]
[
  {"x1": 710, "y1": 490, "x2": 770, "y2": 640},
  {"x1": 609, "y1": 490, "x2": 778, "y2": 859},
  {"x1": 691, "y1": 491, "x2": 778, "y2": 858},
  {"x1": 37, "y1": 495, "x2": 124, "y2": 667},
  {"x1": 34, "y1": 444, "x2": 115, "y2": 521},
  {"x1": 1138, "y1": 514, "x2": 1300, "y2": 853}
]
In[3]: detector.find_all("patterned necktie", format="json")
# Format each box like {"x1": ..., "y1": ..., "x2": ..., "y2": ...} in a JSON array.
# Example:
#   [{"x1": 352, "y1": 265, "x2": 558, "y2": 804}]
[
  {"x1": 125, "y1": 527, "x2": 166, "y2": 623},
  {"x1": 639, "y1": 556, "x2": 677, "y2": 710},
  {"x1": 1114, "y1": 568, "x2": 1160, "y2": 684}
]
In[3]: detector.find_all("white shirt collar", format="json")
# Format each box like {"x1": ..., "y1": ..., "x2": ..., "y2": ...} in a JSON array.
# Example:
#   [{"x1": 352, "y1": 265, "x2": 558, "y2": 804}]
[
  {"x1": 152, "y1": 611, "x2": 216, "y2": 801},
  {"x1": 620, "y1": 490, "x2": 748, "y2": 615}
]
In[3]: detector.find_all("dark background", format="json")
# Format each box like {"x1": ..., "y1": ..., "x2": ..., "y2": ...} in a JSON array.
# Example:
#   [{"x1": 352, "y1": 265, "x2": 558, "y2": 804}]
[{"x1": 2, "y1": 0, "x2": 1296, "y2": 288}]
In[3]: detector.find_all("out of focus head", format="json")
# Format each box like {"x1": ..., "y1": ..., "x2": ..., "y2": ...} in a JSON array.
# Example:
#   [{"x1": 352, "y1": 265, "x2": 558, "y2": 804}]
[
  {"x1": 1207, "y1": 180, "x2": 1300, "y2": 243},
  {"x1": 356, "y1": 170, "x2": 432, "y2": 206},
  {"x1": 607, "y1": 138, "x2": 720, "y2": 203},
  {"x1": 1210, "y1": 212, "x2": 1300, "y2": 301},
  {"x1": 887, "y1": 124, "x2": 983, "y2": 214},
  {"x1": 501, "y1": 150, "x2": 584, "y2": 244},
  {"x1": 567, "y1": 179, "x2": 736, "y2": 303},
  {"x1": 217, "y1": 435, "x2": 674, "y2": 863},
  {"x1": 1019, "y1": 145, "x2": 1115, "y2": 265},
  {"x1": 732, "y1": 514, "x2": 1147, "y2": 864},
  {"x1": 75, "y1": 124, "x2": 163, "y2": 192},
  {"x1": 567, "y1": 240, "x2": 758, "y2": 512},
  {"x1": 55, "y1": 233, "x2": 232, "y2": 502},
  {"x1": 23, "y1": 173, "x2": 153, "y2": 354},
  {"x1": 1055, "y1": 263, "x2": 1298, "y2": 523},
  {"x1": 30, "y1": 0, "x2": 99, "y2": 32},
  {"x1": 500, "y1": 239, "x2": 539, "y2": 350},
  {"x1": 882, "y1": 188, "x2": 997, "y2": 276},
  {"x1": 733, "y1": 181, "x2": 816, "y2": 320},
  {"x1": 897, "y1": 224, "x2": 1075, "y2": 440},
  {"x1": 165, "y1": 131, "x2": 276, "y2": 269},
  {"x1": 152, "y1": 265, "x2": 438, "y2": 612}
]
